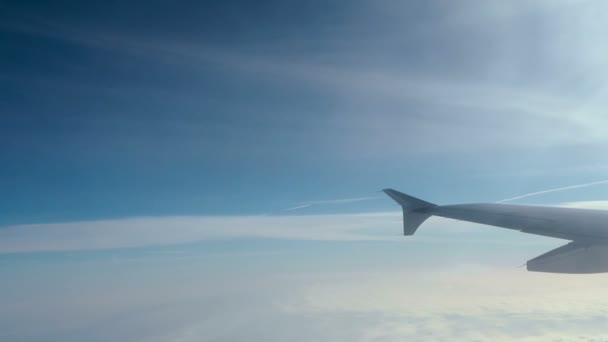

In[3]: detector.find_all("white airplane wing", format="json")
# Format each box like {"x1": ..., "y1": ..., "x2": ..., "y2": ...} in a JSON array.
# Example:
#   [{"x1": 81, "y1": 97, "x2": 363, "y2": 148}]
[{"x1": 384, "y1": 189, "x2": 608, "y2": 274}]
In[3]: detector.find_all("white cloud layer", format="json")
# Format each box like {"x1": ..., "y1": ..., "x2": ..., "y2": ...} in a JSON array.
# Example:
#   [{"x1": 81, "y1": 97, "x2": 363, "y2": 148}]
[
  {"x1": 0, "y1": 214, "x2": 534, "y2": 254},
  {"x1": 4, "y1": 264, "x2": 608, "y2": 341},
  {"x1": 3, "y1": 201, "x2": 608, "y2": 341},
  {"x1": 0, "y1": 213, "x2": 399, "y2": 253},
  {"x1": 2, "y1": 200, "x2": 607, "y2": 254}
]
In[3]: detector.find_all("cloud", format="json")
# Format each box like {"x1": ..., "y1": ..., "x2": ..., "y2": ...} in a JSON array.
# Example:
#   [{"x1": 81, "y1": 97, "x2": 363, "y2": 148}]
[
  {"x1": 5, "y1": 193, "x2": 608, "y2": 255},
  {"x1": 5, "y1": 198, "x2": 606, "y2": 254},
  {"x1": 4, "y1": 263, "x2": 608, "y2": 341},
  {"x1": 1, "y1": 208, "x2": 569, "y2": 254},
  {"x1": 276, "y1": 269, "x2": 608, "y2": 341},
  {"x1": 3, "y1": 205, "x2": 608, "y2": 341},
  {"x1": 0, "y1": 212, "x2": 403, "y2": 253}
]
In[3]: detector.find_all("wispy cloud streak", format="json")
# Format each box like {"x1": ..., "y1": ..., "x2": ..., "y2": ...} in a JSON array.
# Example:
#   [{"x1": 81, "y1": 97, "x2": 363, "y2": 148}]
[{"x1": 497, "y1": 179, "x2": 608, "y2": 203}]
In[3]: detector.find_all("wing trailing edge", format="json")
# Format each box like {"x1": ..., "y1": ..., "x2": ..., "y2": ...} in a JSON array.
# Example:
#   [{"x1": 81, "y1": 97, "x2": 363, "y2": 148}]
[{"x1": 527, "y1": 242, "x2": 608, "y2": 274}]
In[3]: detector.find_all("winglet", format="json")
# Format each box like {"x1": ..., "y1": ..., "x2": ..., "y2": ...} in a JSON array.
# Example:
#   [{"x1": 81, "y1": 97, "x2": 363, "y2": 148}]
[{"x1": 383, "y1": 189, "x2": 437, "y2": 236}]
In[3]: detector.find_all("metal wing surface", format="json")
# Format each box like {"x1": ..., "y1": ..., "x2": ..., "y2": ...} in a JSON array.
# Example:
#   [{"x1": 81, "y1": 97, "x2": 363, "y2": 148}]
[{"x1": 384, "y1": 189, "x2": 608, "y2": 273}]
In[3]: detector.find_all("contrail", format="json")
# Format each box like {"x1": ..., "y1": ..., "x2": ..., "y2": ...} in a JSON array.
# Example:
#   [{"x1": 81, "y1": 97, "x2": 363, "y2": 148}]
[
  {"x1": 497, "y1": 179, "x2": 608, "y2": 203},
  {"x1": 283, "y1": 204, "x2": 313, "y2": 211},
  {"x1": 282, "y1": 196, "x2": 380, "y2": 211},
  {"x1": 305, "y1": 196, "x2": 380, "y2": 205}
]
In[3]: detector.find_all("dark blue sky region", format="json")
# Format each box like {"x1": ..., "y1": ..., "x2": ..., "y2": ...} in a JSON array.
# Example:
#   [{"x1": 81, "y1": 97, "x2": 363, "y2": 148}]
[{"x1": 2, "y1": 0, "x2": 608, "y2": 224}]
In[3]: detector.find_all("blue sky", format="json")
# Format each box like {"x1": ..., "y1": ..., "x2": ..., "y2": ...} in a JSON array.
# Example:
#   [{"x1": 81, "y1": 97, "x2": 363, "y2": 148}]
[
  {"x1": 2, "y1": 0, "x2": 608, "y2": 224},
  {"x1": 3, "y1": 0, "x2": 608, "y2": 341}
]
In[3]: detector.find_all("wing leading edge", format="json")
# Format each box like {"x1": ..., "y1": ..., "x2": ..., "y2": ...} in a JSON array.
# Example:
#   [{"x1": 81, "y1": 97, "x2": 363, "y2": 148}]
[{"x1": 384, "y1": 189, "x2": 608, "y2": 274}]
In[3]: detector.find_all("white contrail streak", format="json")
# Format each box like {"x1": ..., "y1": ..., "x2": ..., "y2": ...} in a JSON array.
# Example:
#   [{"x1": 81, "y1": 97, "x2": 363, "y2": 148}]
[
  {"x1": 497, "y1": 180, "x2": 608, "y2": 203},
  {"x1": 283, "y1": 204, "x2": 313, "y2": 211},
  {"x1": 282, "y1": 196, "x2": 381, "y2": 211},
  {"x1": 305, "y1": 196, "x2": 380, "y2": 205}
]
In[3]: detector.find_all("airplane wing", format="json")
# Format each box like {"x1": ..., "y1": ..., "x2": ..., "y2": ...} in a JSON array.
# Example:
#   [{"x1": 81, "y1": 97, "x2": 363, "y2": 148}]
[{"x1": 384, "y1": 188, "x2": 608, "y2": 274}]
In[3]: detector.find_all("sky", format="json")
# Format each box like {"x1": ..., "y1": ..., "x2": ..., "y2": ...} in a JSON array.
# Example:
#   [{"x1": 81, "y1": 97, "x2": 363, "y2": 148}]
[{"x1": 2, "y1": 0, "x2": 608, "y2": 341}]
